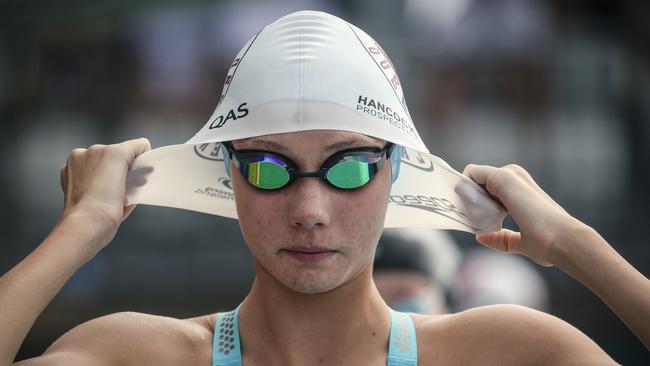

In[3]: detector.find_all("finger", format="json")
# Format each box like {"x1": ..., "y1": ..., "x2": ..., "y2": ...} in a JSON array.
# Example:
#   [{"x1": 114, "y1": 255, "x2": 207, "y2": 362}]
[
  {"x1": 463, "y1": 164, "x2": 516, "y2": 195},
  {"x1": 463, "y1": 164, "x2": 498, "y2": 185},
  {"x1": 464, "y1": 164, "x2": 542, "y2": 212},
  {"x1": 463, "y1": 164, "x2": 515, "y2": 200},
  {"x1": 117, "y1": 137, "x2": 151, "y2": 154},
  {"x1": 476, "y1": 229, "x2": 523, "y2": 255},
  {"x1": 115, "y1": 138, "x2": 152, "y2": 166},
  {"x1": 502, "y1": 164, "x2": 567, "y2": 214}
]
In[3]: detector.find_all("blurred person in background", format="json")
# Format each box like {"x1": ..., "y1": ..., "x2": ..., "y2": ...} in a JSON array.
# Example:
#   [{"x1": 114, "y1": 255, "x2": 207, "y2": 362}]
[
  {"x1": 2, "y1": 9, "x2": 650, "y2": 366},
  {"x1": 374, "y1": 228, "x2": 549, "y2": 315},
  {"x1": 452, "y1": 248, "x2": 549, "y2": 312},
  {"x1": 374, "y1": 228, "x2": 461, "y2": 314}
]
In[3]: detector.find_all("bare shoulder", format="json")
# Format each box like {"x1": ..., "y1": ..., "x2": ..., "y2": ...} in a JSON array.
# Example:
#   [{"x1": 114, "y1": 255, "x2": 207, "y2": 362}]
[
  {"x1": 17, "y1": 312, "x2": 215, "y2": 366},
  {"x1": 412, "y1": 304, "x2": 617, "y2": 365}
]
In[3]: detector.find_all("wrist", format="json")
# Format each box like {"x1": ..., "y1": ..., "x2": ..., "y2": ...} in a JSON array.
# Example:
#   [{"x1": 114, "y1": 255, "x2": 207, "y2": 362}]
[
  {"x1": 547, "y1": 219, "x2": 601, "y2": 272},
  {"x1": 55, "y1": 207, "x2": 120, "y2": 260}
]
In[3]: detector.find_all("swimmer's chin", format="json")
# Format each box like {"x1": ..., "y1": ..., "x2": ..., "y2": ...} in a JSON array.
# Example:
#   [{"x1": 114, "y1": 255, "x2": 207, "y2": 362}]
[
  {"x1": 283, "y1": 277, "x2": 346, "y2": 295},
  {"x1": 283, "y1": 258, "x2": 373, "y2": 295}
]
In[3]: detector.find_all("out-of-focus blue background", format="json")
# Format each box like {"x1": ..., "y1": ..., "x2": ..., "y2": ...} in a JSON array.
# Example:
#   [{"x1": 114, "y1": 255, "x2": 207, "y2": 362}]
[{"x1": 2, "y1": 0, "x2": 649, "y2": 363}]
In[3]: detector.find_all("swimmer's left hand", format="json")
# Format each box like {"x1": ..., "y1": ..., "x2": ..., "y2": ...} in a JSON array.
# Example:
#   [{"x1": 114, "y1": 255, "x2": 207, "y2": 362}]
[
  {"x1": 463, "y1": 164, "x2": 587, "y2": 267},
  {"x1": 464, "y1": 163, "x2": 650, "y2": 350}
]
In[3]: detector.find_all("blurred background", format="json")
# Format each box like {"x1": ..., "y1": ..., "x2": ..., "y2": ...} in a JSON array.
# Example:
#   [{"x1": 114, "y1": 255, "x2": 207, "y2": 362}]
[{"x1": 2, "y1": 0, "x2": 649, "y2": 363}]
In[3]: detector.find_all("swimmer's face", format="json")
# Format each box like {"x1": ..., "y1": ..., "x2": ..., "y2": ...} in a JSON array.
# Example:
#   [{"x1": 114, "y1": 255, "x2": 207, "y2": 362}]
[{"x1": 231, "y1": 130, "x2": 391, "y2": 294}]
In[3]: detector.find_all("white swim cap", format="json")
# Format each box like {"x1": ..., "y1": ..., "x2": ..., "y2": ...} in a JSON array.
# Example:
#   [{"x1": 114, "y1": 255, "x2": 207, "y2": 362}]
[{"x1": 125, "y1": 10, "x2": 506, "y2": 233}]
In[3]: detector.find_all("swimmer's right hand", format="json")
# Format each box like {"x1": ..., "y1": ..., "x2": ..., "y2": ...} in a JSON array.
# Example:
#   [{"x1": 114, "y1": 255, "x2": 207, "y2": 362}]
[
  {"x1": 59, "y1": 138, "x2": 151, "y2": 249},
  {"x1": 0, "y1": 138, "x2": 151, "y2": 365}
]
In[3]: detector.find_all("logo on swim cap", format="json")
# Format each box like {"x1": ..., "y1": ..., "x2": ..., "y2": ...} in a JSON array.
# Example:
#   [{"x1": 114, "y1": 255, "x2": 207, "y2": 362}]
[
  {"x1": 400, "y1": 148, "x2": 434, "y2": 172},
  {"x1": 216, "y1": 32, "x2": 261, "y2": 109},
  {"x1": 208, "y1": 102, "x2": 250, "y2": 129},
  {"x1": 356, "y1": 95, "x2": 417, "y2": 139},
  {"x1": 388, "y1": 195, "x2": 477, "y2": 231},
  {"x1": 347, "y1": 24, "x2": 410, "y2": 118},
  {"x1": 193, "y1": 142, "x2": 225, "y2": 161},
  {"x1": 218, "y1": 177, "x2": 233, "y2": 190}
]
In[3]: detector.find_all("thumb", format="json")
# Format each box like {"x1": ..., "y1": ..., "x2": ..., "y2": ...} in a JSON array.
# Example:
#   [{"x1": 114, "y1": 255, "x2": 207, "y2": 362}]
[
  {"x1": 476, "y1": 229, "x2": 523, "y2": 255},
  {"x1": 117, "y1": 138, "x2": 152, "y2": 167}
]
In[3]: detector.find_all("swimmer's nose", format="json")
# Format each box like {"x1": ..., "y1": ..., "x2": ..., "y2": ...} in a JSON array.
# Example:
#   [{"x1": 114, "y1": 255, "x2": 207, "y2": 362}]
[{"x1": 287, "y1": 177, "x2": 331, "y2": 229}]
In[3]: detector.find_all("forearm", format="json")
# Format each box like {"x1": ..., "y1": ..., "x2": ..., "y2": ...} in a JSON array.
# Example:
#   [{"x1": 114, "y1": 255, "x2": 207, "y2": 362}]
[
  {"x1": 552, "y1": 224, "x2": 650, "y2": 350},
  {"x1": 0, "y1": 213, "x2": 106, "y2": 364}
]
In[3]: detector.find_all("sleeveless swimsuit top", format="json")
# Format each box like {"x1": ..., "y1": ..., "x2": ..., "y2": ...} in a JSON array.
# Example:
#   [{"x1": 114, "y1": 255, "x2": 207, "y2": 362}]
[{"x1": 212, "y1": 306, "x2": 418, "y2": 366}]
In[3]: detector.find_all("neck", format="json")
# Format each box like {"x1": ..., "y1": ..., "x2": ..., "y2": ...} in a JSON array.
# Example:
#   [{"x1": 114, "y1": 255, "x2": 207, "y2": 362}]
[{"x1": 238, "y1": 262, "x2": 391, "y2": 365}]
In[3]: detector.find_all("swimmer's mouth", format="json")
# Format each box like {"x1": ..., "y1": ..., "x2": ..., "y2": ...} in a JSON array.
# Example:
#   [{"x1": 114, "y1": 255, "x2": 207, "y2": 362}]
[
  {"x1": 282, "y1": 245, "x2": 337, "y2": 253},
  {"x1": 281, "y1": 246, "x2": 338, "y2": 262}
]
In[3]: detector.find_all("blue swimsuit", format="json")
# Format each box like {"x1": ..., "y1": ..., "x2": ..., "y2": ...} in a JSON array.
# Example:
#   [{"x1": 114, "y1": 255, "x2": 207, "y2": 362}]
[{"x1": 212, "y1": 306, "x2": 418, "y2": 366}]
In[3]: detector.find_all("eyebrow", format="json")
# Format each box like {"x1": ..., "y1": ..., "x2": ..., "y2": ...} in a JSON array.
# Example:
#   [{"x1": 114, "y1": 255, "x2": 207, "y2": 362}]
[
  {"x1": 239, "y1": 138, "x2": 383, "y2": 153},
  {"x1": 324, "y1": 139, "x2": 382, "y2": 151},
  {"x1": 241, "y1": 139, "x2": 289, "y2": 152}
]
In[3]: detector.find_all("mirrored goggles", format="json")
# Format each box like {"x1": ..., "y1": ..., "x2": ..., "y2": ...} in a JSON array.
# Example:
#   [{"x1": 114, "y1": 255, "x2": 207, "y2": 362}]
[{"x1": 223, "y1": 142, "x2": 396, "y2": 190}]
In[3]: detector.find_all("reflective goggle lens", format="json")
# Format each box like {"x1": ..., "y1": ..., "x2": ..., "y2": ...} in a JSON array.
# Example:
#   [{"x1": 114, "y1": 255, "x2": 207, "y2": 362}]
[
  {"x1": 244, "y1": 161, "x2": 290, "y2": 189},
  {"x1": 326, "y1": 160, "x2": 374, "y2": 189}
]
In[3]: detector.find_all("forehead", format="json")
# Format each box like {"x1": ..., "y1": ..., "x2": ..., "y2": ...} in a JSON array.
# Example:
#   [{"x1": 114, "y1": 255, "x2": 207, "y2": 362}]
[{"x1": 233, "y1": 130, "x2": 385, "y2": 154}]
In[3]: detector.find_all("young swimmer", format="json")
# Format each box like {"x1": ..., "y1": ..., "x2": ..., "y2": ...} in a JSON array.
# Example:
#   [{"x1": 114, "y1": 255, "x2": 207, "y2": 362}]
[{"x1": 2, "y1": 10, "x2": 650, "y2": 366}]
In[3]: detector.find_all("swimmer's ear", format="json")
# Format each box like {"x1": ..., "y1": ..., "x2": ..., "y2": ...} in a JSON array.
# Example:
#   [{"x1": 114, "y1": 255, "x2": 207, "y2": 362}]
[{"x1": 390, "y1": 144, "x2": 402, "y2": 183}]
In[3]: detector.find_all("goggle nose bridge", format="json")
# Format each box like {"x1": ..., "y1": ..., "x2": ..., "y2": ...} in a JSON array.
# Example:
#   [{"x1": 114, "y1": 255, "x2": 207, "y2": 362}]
[{"x1": 290, "y1": 168, "x2": 329, "y2": 179}]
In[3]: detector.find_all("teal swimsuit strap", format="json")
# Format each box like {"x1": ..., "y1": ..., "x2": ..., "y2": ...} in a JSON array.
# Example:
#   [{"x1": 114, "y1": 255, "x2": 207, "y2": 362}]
[
  {"x1": 212, "y1": 306, "x2": 418, "y2": 366},
  {"x1": 212, "y1": 305, "x2": 242, "y2": 366},
  {"x1": 387, "y1": 308, "x2": 418, "y2": 366}
]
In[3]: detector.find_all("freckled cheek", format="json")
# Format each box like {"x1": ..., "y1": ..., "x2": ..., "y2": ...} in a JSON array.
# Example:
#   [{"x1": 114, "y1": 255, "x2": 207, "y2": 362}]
[
  {"x1": 331, "y1": 184, "x2": 389, "y2": 246},
  {"x1": 233, "y1": 179, "x2": 288, "y2": 250}
]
